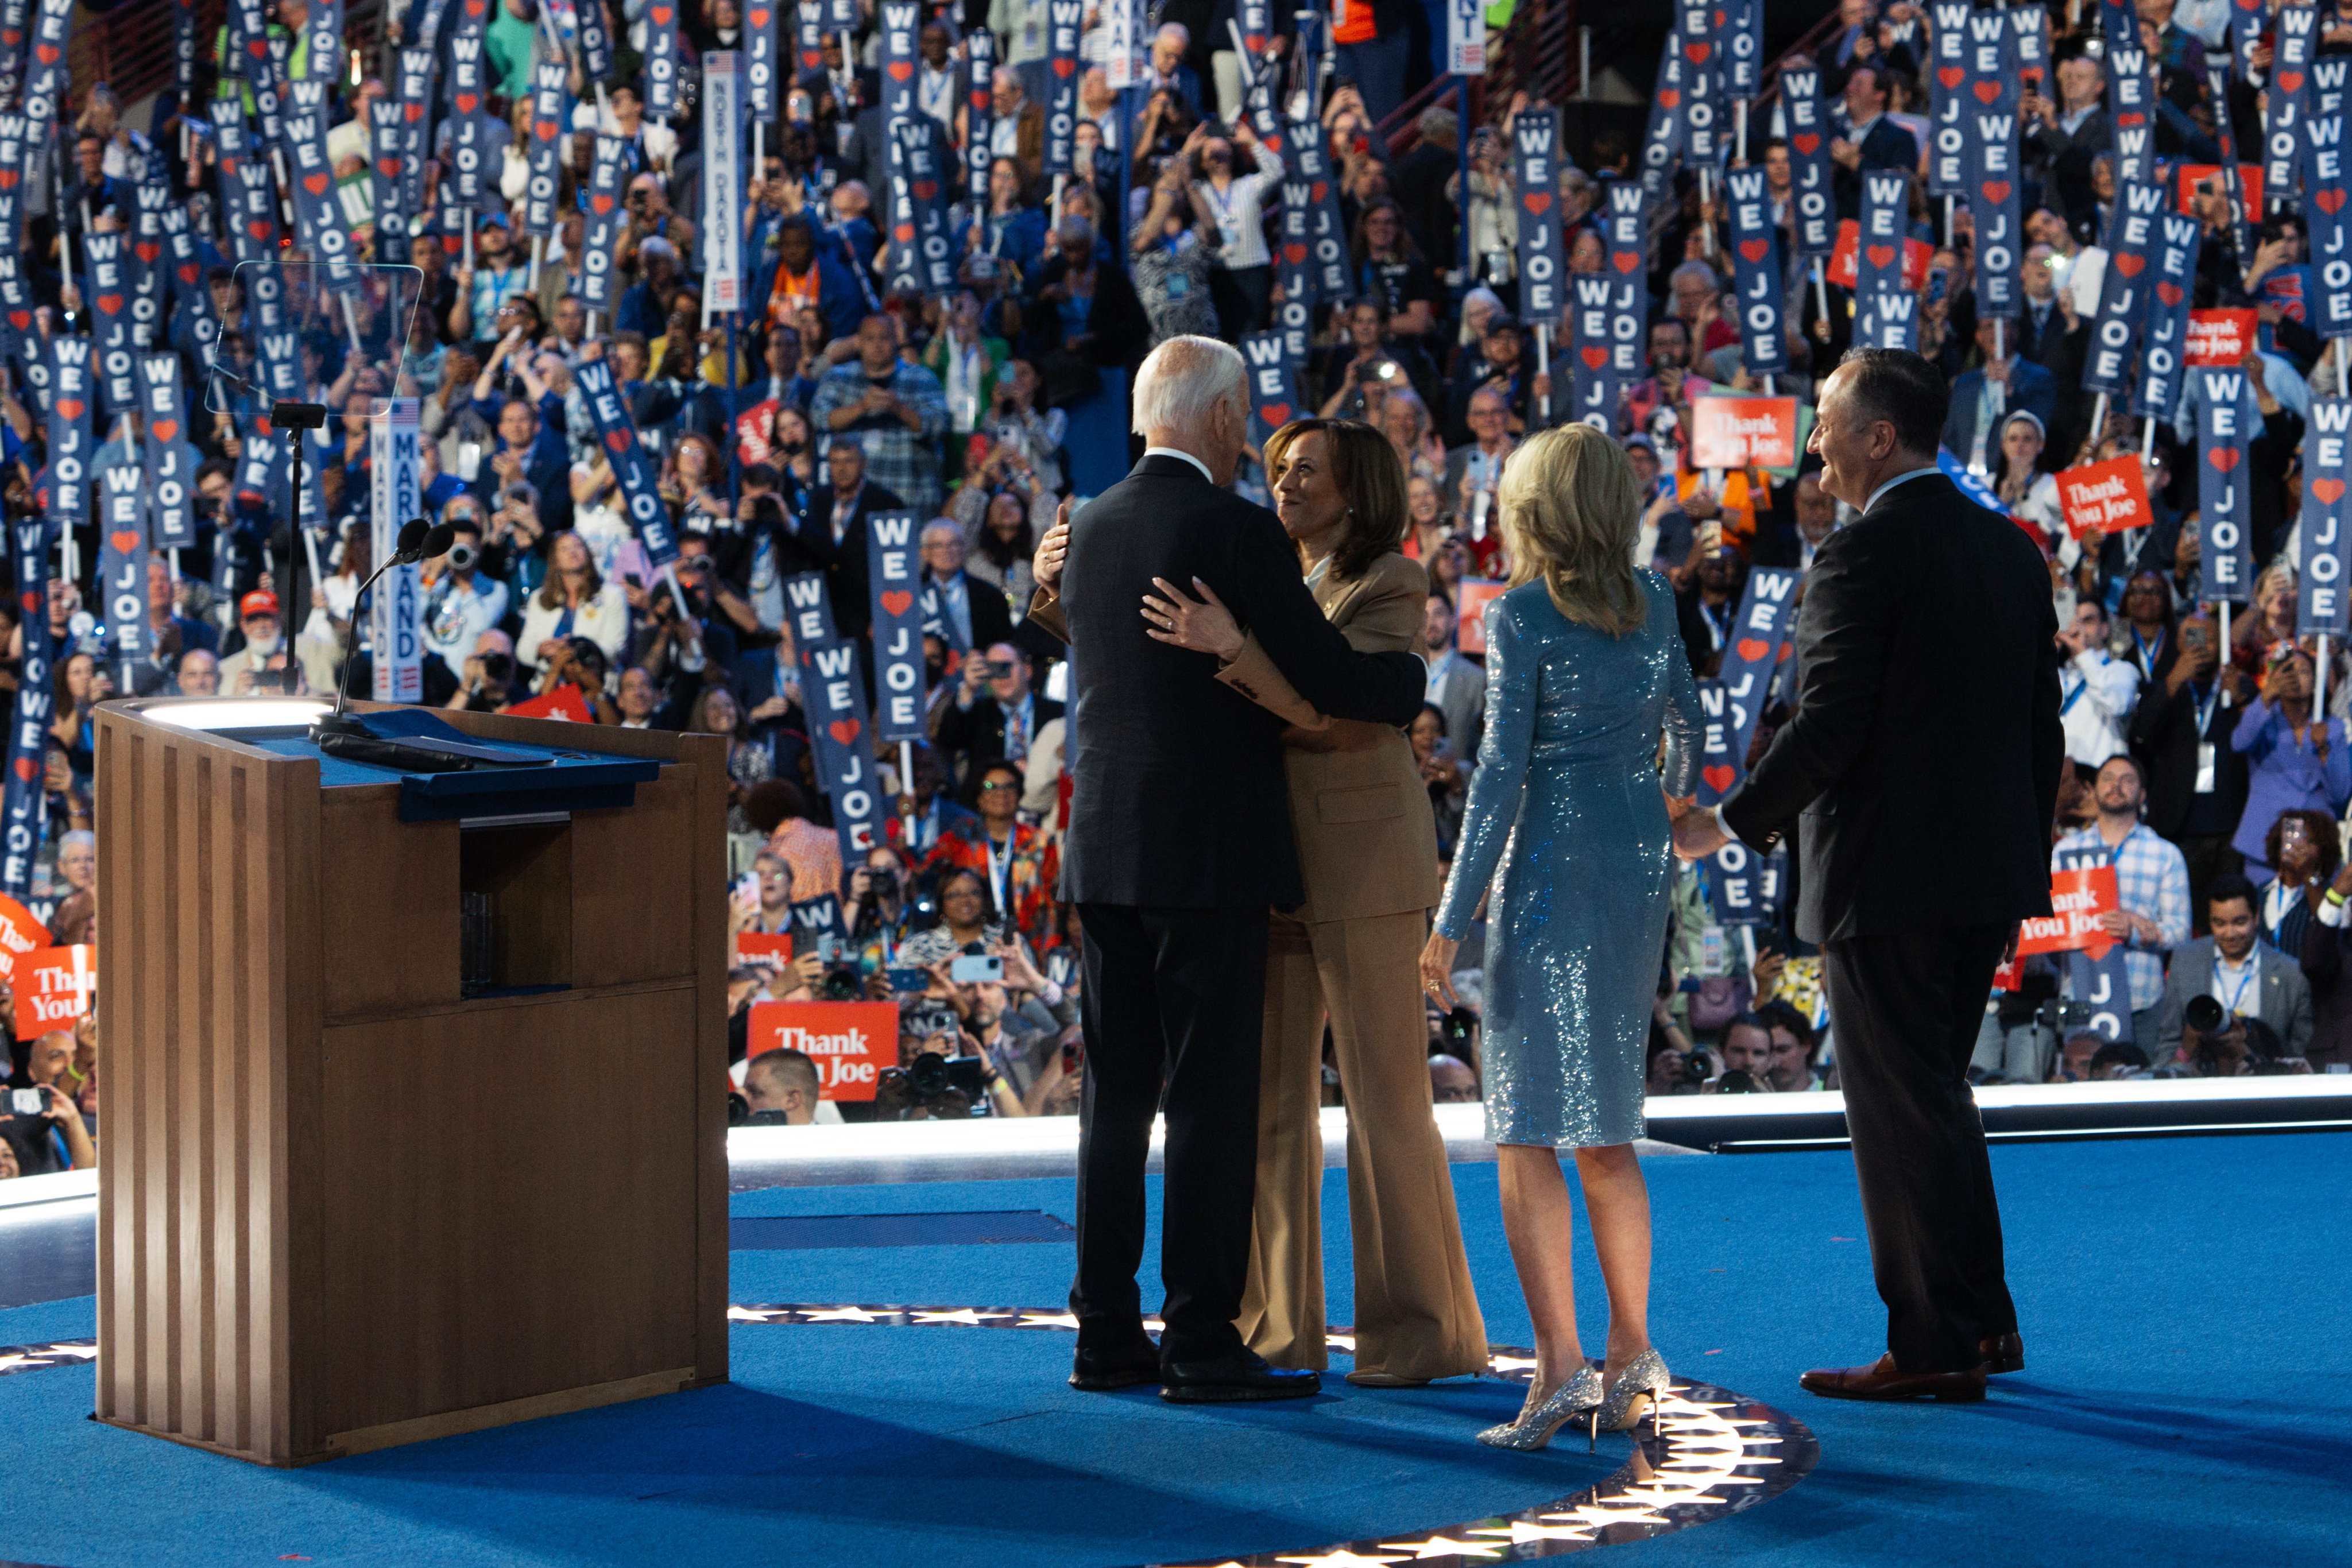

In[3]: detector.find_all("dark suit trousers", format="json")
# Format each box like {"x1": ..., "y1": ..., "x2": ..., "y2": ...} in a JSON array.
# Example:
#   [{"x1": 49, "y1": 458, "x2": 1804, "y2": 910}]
[
  {"x1": 1071, "y1": 903, "x2": 1269, "y2": 1363},
  {"x1": 1823, "y1": 923, "x2": 2019, "y2": 1373}
]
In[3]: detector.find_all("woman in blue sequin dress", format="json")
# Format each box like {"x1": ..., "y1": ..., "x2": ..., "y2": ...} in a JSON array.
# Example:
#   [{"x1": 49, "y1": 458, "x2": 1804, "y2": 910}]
[{"x1": 1418, "y1": 424, "x2": 1700, "y2": 1449}]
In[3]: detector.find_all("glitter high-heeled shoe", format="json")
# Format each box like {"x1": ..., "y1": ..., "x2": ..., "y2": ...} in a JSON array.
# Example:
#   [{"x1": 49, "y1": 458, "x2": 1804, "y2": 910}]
[
  {"x1": 1594, "y1": 1349, "x2": 1672, "y2": 1437},
  {"x1": 1476, "y1": 1366, "x2": 1604, "y2": 1451}
]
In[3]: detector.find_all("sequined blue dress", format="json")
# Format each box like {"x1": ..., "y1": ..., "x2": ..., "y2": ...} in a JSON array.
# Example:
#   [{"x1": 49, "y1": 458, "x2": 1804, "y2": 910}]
[{"x1": 1433, "y1": 573, "x2": 1700, "y2": 1148}]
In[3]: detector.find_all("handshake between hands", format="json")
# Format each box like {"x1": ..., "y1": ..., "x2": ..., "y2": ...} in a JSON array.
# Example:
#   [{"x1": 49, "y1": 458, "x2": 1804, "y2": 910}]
[{"x1": 1666, "y1": 793, "x2": 1731, "y2": 861}]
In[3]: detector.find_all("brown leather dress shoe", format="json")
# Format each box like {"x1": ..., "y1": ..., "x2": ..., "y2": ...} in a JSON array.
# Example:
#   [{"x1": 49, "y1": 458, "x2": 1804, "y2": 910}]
[
  {"x1": 1980, "y1": 1332, "x2": 2024, "y2": 1375},
  {"x1": 1800, "y1": 1353, "x2": 1987, "y2": 1403}
]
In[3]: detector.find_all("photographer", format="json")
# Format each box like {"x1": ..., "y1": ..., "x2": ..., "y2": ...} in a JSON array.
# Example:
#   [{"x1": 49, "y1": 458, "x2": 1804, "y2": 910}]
[
  {"x1": 2154, "y1": 876, "x2": 2315, "y2": 1068},
  {"x1": 0, "y1": 1078, "x2": 95, "y2": 1175},
  {"x1": 444, "y1": 630, "x2": 523, "y2": 714},
  {"x1": 419, "y1": 506, "x2": 512, "y2": 670}
]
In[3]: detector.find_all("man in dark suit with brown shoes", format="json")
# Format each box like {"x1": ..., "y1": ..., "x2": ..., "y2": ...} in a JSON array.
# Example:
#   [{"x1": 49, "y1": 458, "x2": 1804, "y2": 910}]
[
  {"x1": 1674, "y1": 349, "x2": 2063, "y2": 1403},
  {"x1": 1024, "y1": 336, "x2": 1428, "y2": 1403}
]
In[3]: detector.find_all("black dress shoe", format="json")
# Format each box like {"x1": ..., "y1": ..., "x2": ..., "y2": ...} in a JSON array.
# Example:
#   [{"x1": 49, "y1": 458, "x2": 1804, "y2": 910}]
[
  {"x1": 1980, "y1": 1331, "x2": 2024, "y2": 1375},
  {"x1": 1160, "y1": 1347, "x2": 1321, "y2": 1404},
  {"x1": 1070, "y1": 1342, "x2": 1163, "y2": 1392}
]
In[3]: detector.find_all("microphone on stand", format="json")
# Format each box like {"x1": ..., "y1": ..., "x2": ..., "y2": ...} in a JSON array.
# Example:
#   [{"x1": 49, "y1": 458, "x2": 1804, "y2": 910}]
[{"x1": 310, "y1": 518, "x2": 453, "y2": 748}]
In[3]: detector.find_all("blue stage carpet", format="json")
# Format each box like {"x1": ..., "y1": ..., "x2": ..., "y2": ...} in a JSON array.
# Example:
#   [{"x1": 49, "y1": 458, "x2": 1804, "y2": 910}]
[{"x1": 1, "y1": 1132, "x2": 2347, "y2": 1566}]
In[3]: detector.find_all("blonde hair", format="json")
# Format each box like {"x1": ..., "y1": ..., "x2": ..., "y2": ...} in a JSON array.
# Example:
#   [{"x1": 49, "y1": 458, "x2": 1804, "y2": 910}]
[{"x1": 1497, "y1": 425, "x2": 1647, "y2": 636}]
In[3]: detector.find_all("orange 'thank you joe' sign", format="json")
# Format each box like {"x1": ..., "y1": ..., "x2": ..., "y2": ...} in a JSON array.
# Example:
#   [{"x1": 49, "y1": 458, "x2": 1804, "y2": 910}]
[
  {"x1": 2186, "y1": 308, "x2": 2257, "y2": 367},
  {"x1": 2013, "y1": 867, "x2": 2119, "y2": 961},
  {"x1": 0, "y1": 895, "x2": 47, "y2": 981},
  {"x1": 2056, "y1": 456, "x2": 2154, "y2": 540},
  {"x1": 747, "y1": 1000, "x2": 897, "y2": 1101},
  {"x1": 1453, "y1": 578, "x2": 1508, "y2": 656},
  {"x1": 13, "y1": 945, "x2": 94, "y2": 1039},
  {"x1": 1688, "y1": 397, "x2": 1800, "y2": 470}
]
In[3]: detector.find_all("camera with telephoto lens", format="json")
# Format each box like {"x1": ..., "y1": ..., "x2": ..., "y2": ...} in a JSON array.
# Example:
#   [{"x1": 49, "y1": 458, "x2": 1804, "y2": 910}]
[
  {"x1": 446, "y1": 542, "x2": 478, "y2": 573},
  {"x1": 2036, "y1": 998, "x2": 2096, "y2": 1032},
  {"x1": 818, "y1": 965, "x2": 863, "y2": 1002},
  {"x1": 878, "y1": 1051, "x2": 988, "y2": 1116},
  {"x1": 2184, "y1": 994, "x2": 2228, "y2": 1036},
  {"x1": 1680, "y1": 1050, "x2": 1712, "y2": 1086},
  {"x1": 480, "y1": 651, "x2": 514, "y2": 684}
]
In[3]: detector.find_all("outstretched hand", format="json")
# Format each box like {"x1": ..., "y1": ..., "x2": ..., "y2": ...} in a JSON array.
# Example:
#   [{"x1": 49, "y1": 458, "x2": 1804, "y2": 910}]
[
  {"x1": 1672, "y1": 807, "x2": 1730, "y2": 862},
  {"x1": 1142, "y1": 576, "x2": 1245, "y2": 659}
]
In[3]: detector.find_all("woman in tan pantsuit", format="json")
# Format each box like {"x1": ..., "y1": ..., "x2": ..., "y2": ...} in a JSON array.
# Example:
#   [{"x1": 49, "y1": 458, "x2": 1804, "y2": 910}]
[{"x1": 1137, "y1": 419, "x2": 1487, "y2": 1385}]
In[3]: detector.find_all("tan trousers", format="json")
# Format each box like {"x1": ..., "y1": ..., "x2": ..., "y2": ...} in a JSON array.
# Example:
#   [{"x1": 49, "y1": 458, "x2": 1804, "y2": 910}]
[{"x1": 1235, "y1": 908, "x2": 1488, "y2": 1377}]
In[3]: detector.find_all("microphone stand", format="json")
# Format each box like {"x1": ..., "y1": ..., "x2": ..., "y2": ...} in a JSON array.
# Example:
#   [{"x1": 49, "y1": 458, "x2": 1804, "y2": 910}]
[
  {"x1": 311, "y1": 524, "x2": 430, "y2": 742},
  {"x1": 209, "y1": 362, "x2": 328, "y2": 695}
]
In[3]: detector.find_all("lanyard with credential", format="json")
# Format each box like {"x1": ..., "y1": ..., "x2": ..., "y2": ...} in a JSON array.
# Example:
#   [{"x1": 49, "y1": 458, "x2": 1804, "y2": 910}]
[
  {"x1": 2218, "y1": 958, "x2": 2258, "y2": 1017},
  {"x1": 985, "y1": 829, "x2": 1015, "y2": 918}
]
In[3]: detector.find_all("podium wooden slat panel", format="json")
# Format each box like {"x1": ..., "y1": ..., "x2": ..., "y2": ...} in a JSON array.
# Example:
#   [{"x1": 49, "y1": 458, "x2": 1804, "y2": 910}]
[{"x1": 96, "y1": 701, "x2": 729, "y2": 1465}]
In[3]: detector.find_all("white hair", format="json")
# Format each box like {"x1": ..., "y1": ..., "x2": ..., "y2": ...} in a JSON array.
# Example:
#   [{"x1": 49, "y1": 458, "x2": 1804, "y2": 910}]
[
  {"x1": 1132, "y1": 335, "x2": 1246, "y2": 439},
  {"x1": 920, "y1": 518, "x2": 963, "y2": 544},
  {"x1": 1155, "y1": 21, "x2": 1189, "y2": 47}
]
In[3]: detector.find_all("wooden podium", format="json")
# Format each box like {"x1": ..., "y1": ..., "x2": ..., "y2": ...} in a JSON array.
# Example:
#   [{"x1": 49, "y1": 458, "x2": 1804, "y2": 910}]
[{"x1": 91, "y1": 698, "x2": 730, "y2": 1465}]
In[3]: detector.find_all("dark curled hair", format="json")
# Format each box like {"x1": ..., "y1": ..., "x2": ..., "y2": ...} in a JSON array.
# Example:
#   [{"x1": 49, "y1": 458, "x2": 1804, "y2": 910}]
[{"x1": 1836, "y1": 347, "x2": 1949, "y2": 459}]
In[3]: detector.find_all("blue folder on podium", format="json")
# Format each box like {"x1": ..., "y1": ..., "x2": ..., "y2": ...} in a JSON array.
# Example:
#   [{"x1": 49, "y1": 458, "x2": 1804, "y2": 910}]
[{"x1": 245, "y1": 708, "x2": 664, "y2": 822}]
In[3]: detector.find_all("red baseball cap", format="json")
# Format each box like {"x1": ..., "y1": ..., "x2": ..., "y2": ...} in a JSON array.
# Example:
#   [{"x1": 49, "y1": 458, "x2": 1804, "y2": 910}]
[{"x1": 239, "y1": 590, "x2": 280, "y2": 620}]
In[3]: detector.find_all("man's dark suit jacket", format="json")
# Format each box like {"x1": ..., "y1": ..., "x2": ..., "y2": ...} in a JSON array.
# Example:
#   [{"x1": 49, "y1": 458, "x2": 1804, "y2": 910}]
[
  {"x1": 1721, "y1": 472, "x2": 2064, "y2": 943},
  {"x1": 2129, "y1": 669, "x2": 2249, "y2": 839},
  {"x1": 822, "y1": 480, "x2": 907, "y2": 641},
  {"x1": 1032, "y1": 455, "x2": 1426, "y2": 909},
  {"x1": 1833, "y1": 118, "x2": 1922, "y2": 217}
]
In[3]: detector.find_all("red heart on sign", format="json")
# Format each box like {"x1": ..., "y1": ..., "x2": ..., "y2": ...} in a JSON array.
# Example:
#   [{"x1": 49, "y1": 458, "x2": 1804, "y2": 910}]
[
  {"x1": 16, "y1": 592, "x2": 34, "y2": 615},
  {"x1": 1581, "y1": 346, "x2": 1608, "y2": 369},
  {"x1": 829, "y1": 717, "x2": 861, "y2": 746},
  {"x1": 1739, "y1": 239, "x2": 1767, "y2": 263},
  {"x1": 2157, "y1": 280, "x2": 2185, "y2": 306},
  {"x1": 304, "y1": 173, "x2": 330, "y2": 196},
  {"x1": 178, "y1": 263, "x2": 199, "y2": 286},
  {"x1": 457, "y1": 93, "x2": 479, "y2": 114},
  {"x1": 591, "y1": 193, "x2": 614, "y2": 214},
  {"x1": 406, "y1": 103, "x2": 425, "y2": 122},
  {"x1": 1685, "y1": 42, "x2": 1711, "y2": 65},
  {"x1": 914, "y1": 180, "x2": 938, "y2": 201},
  {"x1": 1523, "y1": 191, "x2": 1552, "y2": 215},
  {"x1": 888, "y1": 60, "x2": 914, "y2": 81},
  {"x1": 1283, "y1": 243, "x2": 1307, "y2": 265},
  {"x1": 605, "y1": 429, "x2": 631, "y2": 454},
  {"x1": 892, "y1": 223, "x2": 914, "y2": 242},
  {"x1": 1612, "y1": 251, "x2": 1639, "y2": 273},
  {"x1": 249, "y1": 219, "x2": 272, "y2": 241},
  {"x1": 135, "y1": 242, "x2": 160, "y2": 264},
  {"x1": 151, "y1": 420, "x2": 177, "y2": 443},
  {"x1": 2317, "y1": 479, "x2": 2347, "y2": 505},
  {"x1": 2113, "y1": 253, "x2": 2145, "y2": 277},
  {"x1": 1311, "y1": 181, "x2": 1328, "y2": 204},
  {"x1": 1864, "y1": 244, "x2": 1895, "y2": 269},
  {"x1": 1658, "y1": 89, "x2": 1680, "y2": 109},
  {"x1": 109, "y1": 531, "x2": 140, "y2": 555},
  {"x1": 1702, "y1": 764, "x2": 1736, "y2": 793},
  {"x1": 379, "y1": 157, "x2": 400, "y2": 178},
  {"x1": 2280, "y1": 71, "x2": 2305, "y2": 95},
  {"x1": 0, "y1": 171, "x2": 16, "y2": 189},
  {"x1": 1937, "y1": 66, "x2": 1964, "y2": 90},
  {"x1": 1261, "y1": 402, "x2": 1292, "y2": 425},
  {"x1": 2208, "y1": 448, "x2": 2239, "y2": 471},
  {"x1": 2320, "y1": 189, "x2": 2349, "y2": 215},
  {"x1": 652, "y1": 4, "x2": 672, "y2": 21},
  {"x1": 1974, "y1": 80, "x2": 2001, "y2": 104},
  {"x1": 11, "y1": 757, "x2": 32, "y2": 784},
  {"x1": 6, "y1": 311, "x2": 26, "y2": 331},
  {"x1": 1051, "y1": 56, "x2": 1075, "y2": 77},
  {"x1": 536, "y1": 122, "x2": 556, "y2": 142},
  {"x1": 34, "y1": 43, "x2": 57, "y2": 65},
  {"x1": 879, "y1": 589, "x2": 914, "y2": 617},
  {"x1": 56, "y1": 398, "x2": 83, "y2": 421},
  {"x1": 1792, "y1": 133, "x2": 1820, "y2": 156},
  {"x1": 96, "y1": 295, "x2": 121, "y2": 315},
  {"x1": 751, "y1": 7, "x2": 769, "y2": 24},
  {"x1": 1980, "y1": 181, "x2": 2010, "y2": 205},
  {"x1": 1734, "y1": 638, "x2": 1771, "y2": 663}
]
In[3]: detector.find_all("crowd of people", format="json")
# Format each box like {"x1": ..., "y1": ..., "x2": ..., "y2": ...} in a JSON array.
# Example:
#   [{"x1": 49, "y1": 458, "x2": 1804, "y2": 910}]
[{"x1": 6, "y1": 0, "x2": 2350, "y2": 1174}]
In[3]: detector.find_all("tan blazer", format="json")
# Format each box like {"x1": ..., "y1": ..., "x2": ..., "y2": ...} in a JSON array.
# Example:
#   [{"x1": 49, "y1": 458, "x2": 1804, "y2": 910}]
[{"x1": 1217, "y1": 552, "x2": 1440, "y2": 923}]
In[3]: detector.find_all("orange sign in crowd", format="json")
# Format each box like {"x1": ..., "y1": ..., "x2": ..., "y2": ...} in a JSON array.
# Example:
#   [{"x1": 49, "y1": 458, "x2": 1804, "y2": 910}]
[
  {"x1": 13, "y1": 945, "x2": 95, "y2": 1040},
  {"x1": 746, "y1": 1000, "x2": 897, "y2": 1101},
  {"x1": 2056, "y1": 456, "x2": 2154, "y2": 540},
  {"x1": 1688, "y1": 397, "x2": 1800, "y2": 470}
]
